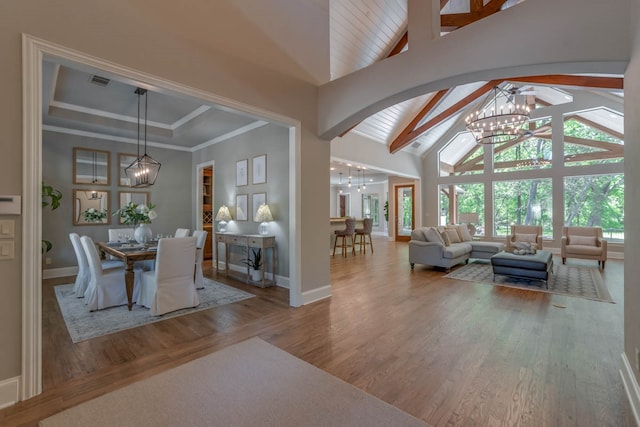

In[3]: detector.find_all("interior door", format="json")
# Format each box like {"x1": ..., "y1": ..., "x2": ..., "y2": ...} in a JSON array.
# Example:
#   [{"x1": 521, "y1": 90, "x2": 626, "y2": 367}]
[{"x1": 395, "y1": 184, "x2": 415, "y2": 242}]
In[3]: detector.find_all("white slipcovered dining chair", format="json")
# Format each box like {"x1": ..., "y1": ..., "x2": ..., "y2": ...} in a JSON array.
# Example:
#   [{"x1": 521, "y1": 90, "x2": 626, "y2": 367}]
[
  {"x1": 108, "y1": 228, "x2": 134, "y2": 243},
  {"x1": 70, "y1": 233, "x2": 123, "y2": 298},
  {"x1": 81, "y1": 235, "x2": 137, "y2": 311},
  {"x1": 137, "y1": 236, "x2": 200, "y2": 315},
  {"x1": 192, "y1": 230, "x2": 208, "y2": 289},
  {"x1": 174, "y1": 228, "x2": 190, "y2": 238}
]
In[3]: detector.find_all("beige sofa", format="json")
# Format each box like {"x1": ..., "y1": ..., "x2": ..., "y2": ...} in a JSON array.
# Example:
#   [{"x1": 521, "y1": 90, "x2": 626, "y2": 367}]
[{"x1": 409, "y1": 225, "x2": 505, "y2": 272}]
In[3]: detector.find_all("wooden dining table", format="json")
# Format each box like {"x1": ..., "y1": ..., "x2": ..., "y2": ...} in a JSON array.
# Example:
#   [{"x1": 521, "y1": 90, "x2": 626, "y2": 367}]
[{"x1": 97, "y1": 242, "x2": 158, "y2": 311}]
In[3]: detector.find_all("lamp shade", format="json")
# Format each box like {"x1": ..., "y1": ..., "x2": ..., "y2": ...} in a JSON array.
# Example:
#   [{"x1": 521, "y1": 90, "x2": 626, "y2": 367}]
[
  {"x1": 254, "y1": 204, "x2": 273, "y2": 222},
  {"x1": 215, "y1": 205, "x2": 232, "y2": 221}
]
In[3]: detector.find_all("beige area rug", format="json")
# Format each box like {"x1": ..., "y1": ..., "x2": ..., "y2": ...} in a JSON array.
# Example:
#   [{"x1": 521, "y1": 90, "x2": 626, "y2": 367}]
[
  {"x1": 39, "y1": 337, "x2": 429, "y2": 427},
  {"x1": 444, "y1": 260, "x2": 614, "y2": 303},
  {"x1": 55, "y1": 278, "x2": 255, "y2": 343}
]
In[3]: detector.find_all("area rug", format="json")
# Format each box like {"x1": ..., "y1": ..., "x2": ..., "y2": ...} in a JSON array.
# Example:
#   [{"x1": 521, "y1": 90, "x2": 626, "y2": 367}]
[
  {"x1": 55, "y1": 278, "x2": 255, "y2": 343},
  {"x1": 39, "y1": 337, "x2": 428, "y2": 427},
  {"x1": 443, "y1": 260, "x2": 614, "y2": 303}
]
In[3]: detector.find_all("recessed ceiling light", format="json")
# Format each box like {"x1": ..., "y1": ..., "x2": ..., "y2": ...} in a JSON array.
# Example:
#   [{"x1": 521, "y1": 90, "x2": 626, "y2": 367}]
[{"x1": 330, "y1": 167, "x2": 335, "y2": 170}]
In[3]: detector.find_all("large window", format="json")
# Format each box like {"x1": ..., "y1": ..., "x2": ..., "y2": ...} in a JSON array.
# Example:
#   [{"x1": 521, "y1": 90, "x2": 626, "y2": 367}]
[
  {"x1": 439, "y1": 183, "x2": 485, "y2": 236},
  {"x1": 564, "y1": 174, "x2": 624, "y2": 241},
  {"x1": 564, "y1": 109, "x2": 623, "y2": 167},
  {"x1": 493, "y1": 179, "x2": 553, "y2": 237}
]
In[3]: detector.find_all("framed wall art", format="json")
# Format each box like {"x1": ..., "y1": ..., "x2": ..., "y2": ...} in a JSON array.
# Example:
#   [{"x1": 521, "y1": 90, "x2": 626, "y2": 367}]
[
  {"x1": 252, "y1": 154, "x2": 267, "y2": 184},
  {"x1": 236, "y1": 159, "x2": 248, "y2": 187},
  {"x1": 236, "y1": 194, "x2": 248, "y2": 221},
  {"x1": 252, "y1": 192, "x2": 266, "y2": 222}
]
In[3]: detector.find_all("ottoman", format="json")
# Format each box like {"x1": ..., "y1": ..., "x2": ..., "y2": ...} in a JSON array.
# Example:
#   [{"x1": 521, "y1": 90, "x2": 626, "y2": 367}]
[{"x1": 490, "y1": 250, "x2": 554, "y2": 288}]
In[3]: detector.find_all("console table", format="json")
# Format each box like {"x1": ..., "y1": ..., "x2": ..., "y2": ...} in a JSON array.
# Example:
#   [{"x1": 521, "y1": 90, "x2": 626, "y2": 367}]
[{"x1": 215, "y1": 232, "x2": 276, "y2": 287}]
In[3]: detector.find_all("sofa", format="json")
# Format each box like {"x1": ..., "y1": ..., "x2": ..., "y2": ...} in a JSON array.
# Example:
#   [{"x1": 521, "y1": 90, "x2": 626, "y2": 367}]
[{"x1": 409, "y1": 225, "x2": 505, "y2": 272}]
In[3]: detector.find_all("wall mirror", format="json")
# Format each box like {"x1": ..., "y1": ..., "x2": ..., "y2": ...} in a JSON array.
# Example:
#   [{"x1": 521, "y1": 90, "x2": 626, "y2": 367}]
[
  {"x1": 73, "y1": 189, "x2": 110, "y2": 225},
  {"x1": 118, "y1": 192, "x2": 149, "y2": 224},
  {"x1": 73, "y1": 147, "x2": 110, "y2": 185},
  {"x1": 118, "y1": 153, "x2": 138, "y2": 186}
]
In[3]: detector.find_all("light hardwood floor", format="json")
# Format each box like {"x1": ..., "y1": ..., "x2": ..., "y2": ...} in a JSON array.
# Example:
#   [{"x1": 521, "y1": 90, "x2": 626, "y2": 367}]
[{"x1": 1, "y1": 237, "x2": 633, "y2": 426}]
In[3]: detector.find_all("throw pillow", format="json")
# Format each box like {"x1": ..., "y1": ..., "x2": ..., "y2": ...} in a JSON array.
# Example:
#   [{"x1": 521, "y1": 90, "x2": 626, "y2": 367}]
[
  {"x1": 425, "y1": 227, "x2": 446, "y2": 246},
  {"x1": 569, "y1": 235, "x2": 597, "y2": 246},
  {"x1": 440, "y1": 231, "x2": 451, "y2": 246},
  {"x1": 457, "y1": 224, "x2": 473, "y2": 242},
  {"x1": 444, "y1": 229, "x2": 461, "y2": 244},
  {"x1": 514, "y1": 233, "x2": 538, "y2": 243}
]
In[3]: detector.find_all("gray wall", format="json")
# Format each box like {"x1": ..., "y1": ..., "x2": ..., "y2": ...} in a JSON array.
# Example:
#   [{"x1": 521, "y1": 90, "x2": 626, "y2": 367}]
[
  {"x1": 193, "y1": 124, "x2": 290, "y2": 279},
  {"x1": 42, "y1": 131, "x2": 193, "y2": 269}
]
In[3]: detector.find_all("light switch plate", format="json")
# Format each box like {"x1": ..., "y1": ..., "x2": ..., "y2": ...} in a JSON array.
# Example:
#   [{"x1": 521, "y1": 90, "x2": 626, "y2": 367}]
[
  {"x1": 0, "y1": 241, "x2": 14, "y2": 260},
  {"x1": 0, "y1": 220, "x2": 15, "y2": 238}
]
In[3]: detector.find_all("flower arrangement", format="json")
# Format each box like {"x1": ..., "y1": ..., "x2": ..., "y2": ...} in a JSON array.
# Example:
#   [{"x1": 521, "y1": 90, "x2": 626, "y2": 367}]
[
  {"x1": 83, "y1": 208, "x2": 107, "y2": 223},
  {"x1": 113, "y1": 202, "x2": 157, "y2": 226}
]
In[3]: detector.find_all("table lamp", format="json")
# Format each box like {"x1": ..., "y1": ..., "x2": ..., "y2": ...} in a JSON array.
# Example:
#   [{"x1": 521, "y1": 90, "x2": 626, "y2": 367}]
[
  {"x1": 254, "y1": 204, "x2": 274, "y2": 235},
  {"x1": 458, "y1": 212, "x2": 479, "y2": 236},
  {"x1": 215, "y1": 205, "x2": 232, "y2": 232}
]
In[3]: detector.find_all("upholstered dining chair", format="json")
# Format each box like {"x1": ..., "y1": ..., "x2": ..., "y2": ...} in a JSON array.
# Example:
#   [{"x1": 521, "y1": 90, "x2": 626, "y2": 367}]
[
  {"x1": 174, "y1": 228, "x2": 190, "y2": 238},
  {"x1": 81, "y1": 235, "x2": 136, "y2": 311},
  {"x1": 354, "y1": 218, "x2": 374, "y2": 253},
  {"x1": 108, "y1": 228, "x2": 134, "y2": 243},
  {"x1": 192, "y1": 230, "x2": 208, "y2": 289},
  {"x1": 70, "y1": 233, "x2": 123, "y2": 298},
  {"x1": 333, "y1": 217, "x2": 356, "y2": 257},
  {"x1": 561, "y1": 226, "x2": 608, "y2": 270},
  {"x1": 137, "y1": 236, "x2": 200, "y2": 315},
  {"x1": 506, "y1": 225, "x2": 543, "y2": 250}
]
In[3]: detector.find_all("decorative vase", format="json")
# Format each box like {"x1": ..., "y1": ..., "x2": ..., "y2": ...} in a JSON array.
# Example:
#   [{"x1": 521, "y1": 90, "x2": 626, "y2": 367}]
[
  {"x1": 134, "y1": 223, "x2": 153, "y2": 244},
  {"x1": 251, "y1": 269, "x2": 263, "y2": 282}
]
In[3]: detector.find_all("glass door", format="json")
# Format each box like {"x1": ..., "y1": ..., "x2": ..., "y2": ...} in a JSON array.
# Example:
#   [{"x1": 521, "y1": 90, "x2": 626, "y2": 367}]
[{"x1": 395, "y1": 185, "x2": 414, "y2": 241}]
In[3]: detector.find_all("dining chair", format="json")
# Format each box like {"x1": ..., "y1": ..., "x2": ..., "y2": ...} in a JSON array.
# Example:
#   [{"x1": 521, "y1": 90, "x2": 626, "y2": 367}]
[
  {"x1": 192, "y1": 230, "x2": 208, "y2": 289},
  {"x1": 70, "y1": 233, "x2": 124, "y2": 298},
  {"x1": 108, "y1": 228, "x2": 134, "y2": 243},
  {"x1": 81, "y1": 235, "x2": 137, "y2": 311},
  {"x1": 137, "y1": 236, "x2": 200, "y2": 315},
  {"x1": 354, "y1": 218, "x2": 374, "y2": 253},
  {"x1": 174, "y1": 228, "x2": 190, "y2": 238}
]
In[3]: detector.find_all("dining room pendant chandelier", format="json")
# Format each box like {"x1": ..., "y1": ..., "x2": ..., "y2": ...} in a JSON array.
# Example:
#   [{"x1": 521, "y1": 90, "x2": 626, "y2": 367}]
[
  {"x1": 465, "y1": 85, "x2": 531, "y2": 145},
  {"x1": 125, "y1": 87, "x2": 161, "y2": 188}
]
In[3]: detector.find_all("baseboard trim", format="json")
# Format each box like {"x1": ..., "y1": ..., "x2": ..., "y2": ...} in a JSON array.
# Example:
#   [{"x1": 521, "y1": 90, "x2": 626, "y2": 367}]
[
  {"x1": 301, "y1": 285, "x2": 332, "y2": 305},
  {"x1": 225, "y1": 263, "x2": 289, "y2": 289},
  {"x1": 43, "y1": 266, "x2": 78, "y2": 280},
  {"x1": 0, "y1": 376, "x2": 20, "y2": 410},
  {"x1": 620, "y1": 353, "x2": 640, "y2": 426}
]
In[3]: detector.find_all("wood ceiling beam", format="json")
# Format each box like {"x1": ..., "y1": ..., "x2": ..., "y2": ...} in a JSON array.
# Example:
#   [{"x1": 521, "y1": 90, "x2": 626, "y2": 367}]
[
  {"x1": 390, "y1": 80, "x2": 503, "y2": 153},
  {"x1": 441, "y1": 0, "x2": 509, "y2": 28},
  {"x1": 564, "y1": 136, "x2": 624, "y2": 152},
  {"x1": 508, "y1": 75, "x2": 623, "y2": 90},
  {"x1": 390, "y1": 89, "x2": 449, "y2": 148}
]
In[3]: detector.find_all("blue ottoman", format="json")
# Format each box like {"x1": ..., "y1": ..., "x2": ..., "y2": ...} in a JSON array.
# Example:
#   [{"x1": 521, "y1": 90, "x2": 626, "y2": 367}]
[{"x1": 490, "y1": 250, "x2": 554, "y2": 288}]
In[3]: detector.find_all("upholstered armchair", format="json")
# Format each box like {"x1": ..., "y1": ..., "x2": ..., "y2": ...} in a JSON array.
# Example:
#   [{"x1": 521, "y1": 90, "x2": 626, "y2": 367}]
[
  {"x1": 561, "y1": 226, "x2": 607, "y2": 270},
  {"x1": 506, "y1": 225, "x2": 543, "y2": 251}
]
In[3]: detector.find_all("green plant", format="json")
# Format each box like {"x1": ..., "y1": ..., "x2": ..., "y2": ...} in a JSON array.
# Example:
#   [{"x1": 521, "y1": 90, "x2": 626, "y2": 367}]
[
  {"x1": 242, "y1": 248, "x2": 263, "y2": 270},
  {"x1": 113, "y1": 202, "x2": 157, "y2": 225},
  {"x1": 383, "y1": 201, "x2": 389, "y2": 222},
  {"x1": 42, "y1": 181, "x2": 63, "y2": 253}
]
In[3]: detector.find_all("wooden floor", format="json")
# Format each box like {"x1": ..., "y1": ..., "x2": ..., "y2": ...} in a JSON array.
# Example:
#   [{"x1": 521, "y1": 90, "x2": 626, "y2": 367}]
[{"x1": 1, "y1": 238, "x2": 633, "y2": 426}]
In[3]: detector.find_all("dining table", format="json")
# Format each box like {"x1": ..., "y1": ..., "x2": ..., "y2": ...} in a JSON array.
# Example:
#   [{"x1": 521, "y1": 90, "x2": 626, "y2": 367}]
[{"x1": 97, "y1": 241, "x2": 158, "y2": 311}]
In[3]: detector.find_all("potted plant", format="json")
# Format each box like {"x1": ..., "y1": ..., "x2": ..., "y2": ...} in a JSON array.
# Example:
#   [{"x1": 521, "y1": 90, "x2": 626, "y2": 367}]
[
  {"x1": 383, "y1": 201, "x2": 389, "y2": 222},
  {"x1": 113, "y1": 202, "x2": 158, "y2": 243},
  {"x1": 42, "y1": 181, "x2": 63, "y2": 253},
  {"x1": 242, "y1": 248, "x2": 263, "y2": 282}
]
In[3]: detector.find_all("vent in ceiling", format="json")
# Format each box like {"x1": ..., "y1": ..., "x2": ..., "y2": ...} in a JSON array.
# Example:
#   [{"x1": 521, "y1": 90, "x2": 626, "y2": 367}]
[
  {"x1": 411, "y1": 141, "x2": 421, "y2": 149},
  {"x1": 90, "y1": 75, "x2": 110, "y2": 87}
]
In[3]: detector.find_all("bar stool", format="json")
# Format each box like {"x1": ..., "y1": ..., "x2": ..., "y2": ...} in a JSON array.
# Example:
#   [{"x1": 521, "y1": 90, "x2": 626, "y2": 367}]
[
  {"x1": 355, "y1": 218, "x2": 374, "y2": 253},
  {"x1": 333, "y1": 217, "x2": 356, "y2": 257}
]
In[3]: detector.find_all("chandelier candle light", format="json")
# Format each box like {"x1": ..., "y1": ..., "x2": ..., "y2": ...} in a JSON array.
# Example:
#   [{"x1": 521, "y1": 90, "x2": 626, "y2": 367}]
[
  {"x1": 125, "y1": 87, "x2": 161, "y2": 187},
  {"x1": 215, "y1": 205, "x2": 232, "y2": 232},
  {"x1": 254, "y1": 203, "x2": 274, "y2": 236},
  {"x1": 465, "y1": 86, "x2": 531, "y2": 144}
]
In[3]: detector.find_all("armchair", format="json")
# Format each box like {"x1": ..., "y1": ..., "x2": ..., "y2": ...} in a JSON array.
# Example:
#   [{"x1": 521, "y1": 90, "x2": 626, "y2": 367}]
[
  {"x1": 506, "y1": 225, "x2": 543, "y2": 251},
  {"x1": 561, "y1": 226, "x2": 607, "y2": 270}
]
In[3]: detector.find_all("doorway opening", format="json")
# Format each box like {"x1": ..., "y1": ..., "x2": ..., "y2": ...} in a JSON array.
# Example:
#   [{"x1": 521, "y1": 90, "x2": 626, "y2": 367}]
[{"x1": 395, "y1": 184, "x2": 415, "y2": 242}]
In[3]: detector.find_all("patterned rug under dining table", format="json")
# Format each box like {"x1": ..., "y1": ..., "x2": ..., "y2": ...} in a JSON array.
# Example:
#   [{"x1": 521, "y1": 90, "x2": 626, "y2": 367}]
[{"x1": 97, "y1": 242, "x2": 157, "y2": 310}]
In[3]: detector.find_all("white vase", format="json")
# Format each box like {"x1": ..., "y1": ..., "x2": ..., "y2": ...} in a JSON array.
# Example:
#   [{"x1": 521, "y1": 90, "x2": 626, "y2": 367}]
[
  {"x1": 134, "y1": 224, "x2": 153, "y2": 244},
  {"x1": 250, "y1": 269, "x2": 263, "y2": 282}
]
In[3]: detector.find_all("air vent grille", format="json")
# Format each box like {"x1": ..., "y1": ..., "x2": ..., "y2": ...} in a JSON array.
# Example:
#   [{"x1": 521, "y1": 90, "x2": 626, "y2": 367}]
[
  {"x1": 90, "y1": 75, "x2": 110, "y2": 87},
  {"x1": 411, "y1": 141, "x2": 421, "y2": 149}
]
